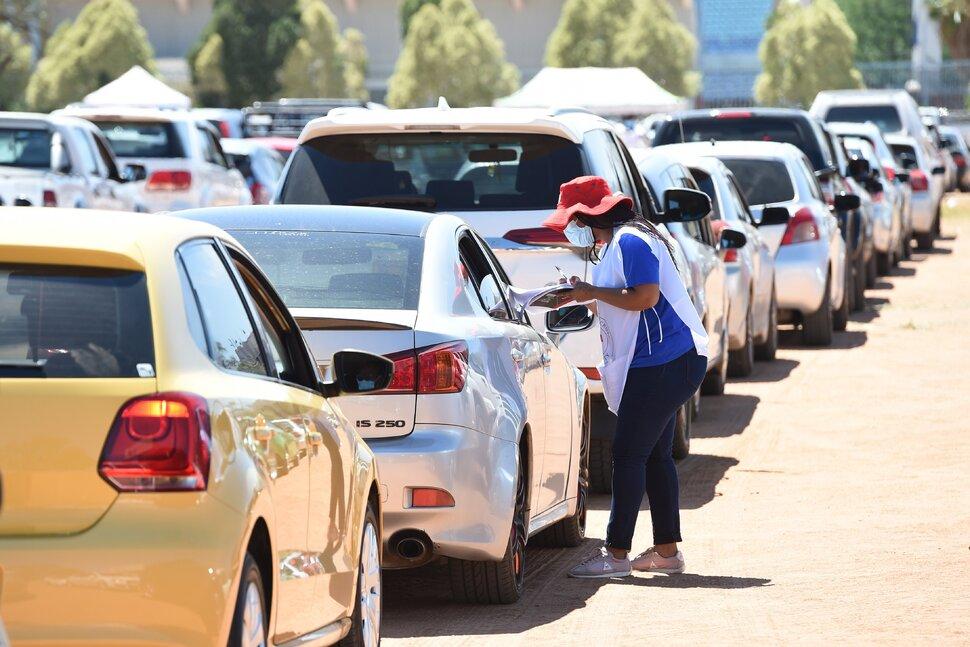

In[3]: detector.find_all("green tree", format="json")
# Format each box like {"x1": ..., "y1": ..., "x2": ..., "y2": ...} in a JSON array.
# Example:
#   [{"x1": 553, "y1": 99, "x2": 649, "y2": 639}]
[
  {"x1": 26, "y1": 0, "x2": 155, "y2": 111},
  {"x1": 836, "y1": 0, "x2": 912, "y2": 62},
  {"x1": 545, "y1": 0, "x2": 697, "y2": 97},
  {"x1": 386, "y1": 0, "x2": 519, "y2": 108},
  {"x1": 927, "y1": 0, "x2": 970, "y2": 59},
  {"x1": 0, "y1": 22, "x2": 32, "y2": 109},
  {"x1": 193, "y1": 33, "x2": 228, "y2": 107},
  {"x1": 341, "y1": 28, "x2": 370, "y2": 101},
  {"x1": 190, "y1": 0, "x2": 300, "y2": 106},
  {"x1": 279, "y1": 0, "x2": 346, "y2": 98},
  {"x1": 755, "y1": 0, "x2": 864, "y2": 108},
  {"x1": 399, "y1": 0, "x2": 440, "y2": 38},
  {"x1": 614, "y1": 0, "x2": 698, "y2": 96},
  {"x1": 545, "y1": 0, "x2": 632, "y2": 68}
]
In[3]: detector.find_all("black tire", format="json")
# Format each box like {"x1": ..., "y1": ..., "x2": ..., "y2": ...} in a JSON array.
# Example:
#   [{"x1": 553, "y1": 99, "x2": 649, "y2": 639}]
[
  {"x1": 876, "y1": 250, "x2": 891, "y2": 276},
  {"x1": 853, "y1": 253, "x2": 867, "y2": 311},
  {"x1": 754, "y1": 287, "x2": 778, "y2": 362},
  {"x1": 228, "y1": 554, "x2": 267, "y2": 647},
  {"x1": 449, "y1": 449, "x2": 526, "y2": 604},
  {"x1": 339, "y1": 502, "x2": 381, "y2": 647},
  {"x1": 532, "y1": 401, "x2": 589, "y2": 547},
  {"x1": 867, "y1": 249, "x2": 878, "y2": 286},
  {"x1": 802, "y1": 272, "x2": 833, "y2": 346},
  {"x1": 833, "y1": 265, "x2": 850, "y2": 331},
  {"x1": 672, "y1": 404, "x2": 691, "y2": 460},
  {"x1": 915, "y1": 230, "x2": 934, "y2": 250},
  {"x1": 728, "y1": 302, "x2": 754, "y2": 377},
  {"x1": 589, "y1": 434, "x2": 612, "y2": 494}
]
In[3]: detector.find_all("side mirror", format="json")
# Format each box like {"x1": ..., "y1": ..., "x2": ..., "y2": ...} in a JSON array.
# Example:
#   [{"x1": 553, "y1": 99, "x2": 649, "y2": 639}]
[
  {"x1": 662, "y1": 188, "x2": 711, "y2": 223},
  {"x1": 757, "y1": 206, "x2": 790, "y2": 227},
  {"x1": 846, "y1": 157, "x2": 870, "y2": 179},
  {"x1": 833, "y1": 191, "x2": 861, "y2": 211},
  {"x1": 320, "y1": 350, "x2": 393, "y2": 397},
  {"x1": 895, "y1": 170, "x2": 910, "y2": 182},
  {"x1": 121, "y1": 164, "x2": 147, "y2": 182},
  {"x1": 546, "y1": 305, "x2": 594, "y2": 333},
  {"x1": 719, "y1": 228, "x2": 747, "y2": 250},
  {"x1": 814, "y1": 166, "x2": 839, "y2": 179},
  {"x1": 931, "y1": 166, "x2": 946, "y2": 175}
]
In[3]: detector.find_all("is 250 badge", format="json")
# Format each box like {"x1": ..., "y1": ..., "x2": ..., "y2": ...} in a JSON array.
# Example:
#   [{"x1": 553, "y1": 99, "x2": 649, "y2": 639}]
[{"x1": 356, "y1": 420, "x2": 407, "y2": 428}]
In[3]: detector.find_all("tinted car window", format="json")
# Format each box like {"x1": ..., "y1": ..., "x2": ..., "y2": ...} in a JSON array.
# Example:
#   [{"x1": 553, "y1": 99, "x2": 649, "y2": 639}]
[
  {"x1": 95, "y1": 120, "x2": 184, "y2": 158},
  {"x1": 0, "y1": 265, "x2": 154, "y2": 378},
  {"x1": 890, "y1": 143, "x2": 917, "y2": 166},
  {"x1": 655, "y1": 116, "x2": 826, "y2": 170},
  {"x1": 0, "y1": 128, "x2": 51, "y2": 168},
  {"x1": 723, "y1": 159, "x2": 795, "y2": 205},
  {"x1": 279, "y1": 133, "x2": 584, "y2": 211},
  {"x1": 178, "y1": 242, "x2": 267, "y2": 376},
  {"x1": 690, "y1": 168, "x2": 721, "y2": 219},
  {"x1": 825, "y1": 105, "x2": 903, "y2": 133},
  {"x1": 228, "y1": 230, "x2": 424, "y2": 310}
]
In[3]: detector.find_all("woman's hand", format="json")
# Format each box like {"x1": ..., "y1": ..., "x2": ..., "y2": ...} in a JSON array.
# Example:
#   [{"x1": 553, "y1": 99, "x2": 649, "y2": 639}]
[{"x1": 568, "y1": 276, "x2": 597, "y2": 302}]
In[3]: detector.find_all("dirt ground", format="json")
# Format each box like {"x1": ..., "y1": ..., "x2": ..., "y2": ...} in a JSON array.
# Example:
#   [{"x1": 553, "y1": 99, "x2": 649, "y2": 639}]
[{"x1": 382, "y1": 194, "x2": 970, "y2": 646}]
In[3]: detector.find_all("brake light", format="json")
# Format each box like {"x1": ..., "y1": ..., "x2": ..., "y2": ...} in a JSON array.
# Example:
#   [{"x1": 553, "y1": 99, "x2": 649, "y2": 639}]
[
  {"x1": 381, "y1": 341, "x2": 468, "y2": 394},
  {"x1": 579, "y1": 367, "x2": 600, "y2": 380},
  {"x1": 953, "y1": 152, "x2": 966, "y2": 169},
  {"x1": 250, "y1": 181, "x2": 271, "y2": 204},
  {"x1": 99, "y1": 392, "x2": 210, "y2": 491},
  {"x1": 714, "y1": 111, "x2": 752, "y2": 119},
  {"x1": 723, "y1": 248, "x2": 738, "y2": 262},
  {"x1": 42, "y1": 190, "x2": 57, "y2": 207},
  {"x1": 909, "y1": 169, "x2": 929, "y2": 192},
  {"x1": 146, "y1": 170, "x2": 192, "y2": 191},
  {"x1": 780, "y1": 207, "x2": 819, "y2": 245},
  {"x1": 218, "y1": 121, "x2": 231, "y2": 138},
  {"x1": 883, "y1": 165, "x2": 896, "y2": 181},
  {"x1": 503, "y1": 227, "x2": 569, "y2": 246}
]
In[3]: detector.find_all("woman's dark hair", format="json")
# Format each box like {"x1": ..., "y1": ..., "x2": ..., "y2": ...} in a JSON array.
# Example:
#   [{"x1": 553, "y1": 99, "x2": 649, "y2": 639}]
[{"x1": 577, "y1": 204, "x2": 678, "y2": 266}]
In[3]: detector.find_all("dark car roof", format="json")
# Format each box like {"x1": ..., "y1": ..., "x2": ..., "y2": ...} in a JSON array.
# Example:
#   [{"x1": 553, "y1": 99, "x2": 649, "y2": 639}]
[
  {"x1": 176, "y1": 204, "x2": 436, "y2": 237},
  {"x1": 662, "y1": 107, "x2": 814, "y2": 121}
]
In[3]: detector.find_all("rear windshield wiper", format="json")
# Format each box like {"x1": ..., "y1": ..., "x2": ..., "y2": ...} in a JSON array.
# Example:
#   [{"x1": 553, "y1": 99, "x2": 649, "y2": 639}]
[
  {"x1": 0, "y1": 359, "x2": 48, "y2": 378},
  {"x1": 348, "y1": 195, "x2": 437, "y2": 211}
]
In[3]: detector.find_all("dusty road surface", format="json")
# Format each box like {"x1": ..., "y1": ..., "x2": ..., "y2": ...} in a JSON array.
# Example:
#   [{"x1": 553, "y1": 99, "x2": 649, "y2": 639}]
[{"x1": 382, "y1": 196, "x2": 970, "y2": 646}]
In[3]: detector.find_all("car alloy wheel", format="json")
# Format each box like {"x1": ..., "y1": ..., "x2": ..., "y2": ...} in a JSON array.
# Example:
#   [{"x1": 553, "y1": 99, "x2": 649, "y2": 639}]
[
  {"x1": 241, "y1": 581, "x2": 267, "y2": 647},
  {"x1": 359, "y1": 521, "x2": 381, "y2": 647}
]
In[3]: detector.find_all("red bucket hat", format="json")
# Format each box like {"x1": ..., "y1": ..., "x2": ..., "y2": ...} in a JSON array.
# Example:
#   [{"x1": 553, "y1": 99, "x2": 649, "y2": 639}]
[{"x1": 542, "y1": 175, "x2": 633, "y2": 232}]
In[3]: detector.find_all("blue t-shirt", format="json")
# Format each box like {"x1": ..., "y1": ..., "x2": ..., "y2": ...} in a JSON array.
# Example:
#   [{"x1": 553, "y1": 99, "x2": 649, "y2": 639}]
[{"x1": 617, "y1": 234, "x2": 694, "y2": 368}]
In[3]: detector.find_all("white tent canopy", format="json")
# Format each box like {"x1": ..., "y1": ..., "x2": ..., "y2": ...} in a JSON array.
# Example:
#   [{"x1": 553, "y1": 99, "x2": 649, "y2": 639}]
[
  {"x1": 495, "y1": 67, "x2": 687, "y2": 117},
  {"x1": 81, "y1": 66, "x2": 191, "y2": 110}
]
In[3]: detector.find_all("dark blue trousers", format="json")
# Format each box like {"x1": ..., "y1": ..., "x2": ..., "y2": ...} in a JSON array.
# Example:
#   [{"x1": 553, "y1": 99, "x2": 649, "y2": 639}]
[{"x1": 605, "y1": 347, "x2": 707, "y2": 551}]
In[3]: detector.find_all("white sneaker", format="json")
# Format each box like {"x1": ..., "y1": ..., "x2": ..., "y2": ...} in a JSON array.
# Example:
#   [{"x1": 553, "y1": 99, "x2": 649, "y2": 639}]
[
  {"x1": 568, "y1": 547, "x2": 632, "y2": 579},
  {"x1": 631, "y1": 547, "x2": 685, "y2": 574}
]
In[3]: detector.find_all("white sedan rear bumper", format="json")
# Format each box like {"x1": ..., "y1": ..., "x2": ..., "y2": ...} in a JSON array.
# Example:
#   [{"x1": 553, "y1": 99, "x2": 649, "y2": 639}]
[{"x1": 775, "y1": 239, "x2": 829, "y2": 315}]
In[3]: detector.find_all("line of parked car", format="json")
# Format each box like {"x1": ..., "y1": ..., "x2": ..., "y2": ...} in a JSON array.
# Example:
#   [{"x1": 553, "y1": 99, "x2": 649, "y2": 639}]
[{"x1": 0, "y1": 87, "x2": 962, "y2": 647}]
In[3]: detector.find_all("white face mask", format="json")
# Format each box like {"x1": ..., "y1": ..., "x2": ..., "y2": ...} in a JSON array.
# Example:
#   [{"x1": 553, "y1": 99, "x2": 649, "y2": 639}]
[{"x1": 564, "y1": 220, "x2": 595, "y2": 247}]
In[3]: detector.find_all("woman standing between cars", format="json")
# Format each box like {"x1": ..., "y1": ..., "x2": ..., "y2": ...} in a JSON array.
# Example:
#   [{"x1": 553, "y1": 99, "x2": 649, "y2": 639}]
[{"x1": 542, "y1": 176, "x2": 709, "y2": 578}]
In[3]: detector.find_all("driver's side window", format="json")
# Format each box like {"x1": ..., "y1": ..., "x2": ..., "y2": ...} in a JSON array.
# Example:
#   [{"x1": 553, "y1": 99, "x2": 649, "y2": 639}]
[{"x1": 457, "y1": 234, "x2": 512, "y2": 321}]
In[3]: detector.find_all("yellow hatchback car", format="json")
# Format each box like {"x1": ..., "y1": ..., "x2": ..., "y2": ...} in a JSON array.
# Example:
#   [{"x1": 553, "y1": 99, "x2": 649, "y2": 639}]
[{"x1": 0, "y1": 209, "x2": 390, "y2": 647}]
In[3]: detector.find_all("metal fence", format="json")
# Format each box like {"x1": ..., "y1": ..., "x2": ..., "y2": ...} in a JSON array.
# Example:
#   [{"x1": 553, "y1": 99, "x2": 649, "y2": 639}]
[{"x1": 697, "y1": 60, "x2": 970, "y2": 110}]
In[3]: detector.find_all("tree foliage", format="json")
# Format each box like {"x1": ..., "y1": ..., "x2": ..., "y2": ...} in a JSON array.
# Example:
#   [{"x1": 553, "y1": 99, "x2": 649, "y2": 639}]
[
  {"x1": 0, "y1": 22, "x2": 32, "y2": 109},
  {"x1": 755, "y1": 0, "x2": 864, "y2": 108},
  {"x1": 545, "y1": 0, "x2": 697, "y2": 97},
  {"x1": 927, "y1": 0, "x2": 970, "y2": 59},
  {"x1": 341, "y1": 28, "x2": 370, "y2": 101},
  {"x1": 835, "y1": 0, "x2": 913, "y2": 62},
  {"x1": 386, "y1": 0, "x2": 518, "y2": 108},
  {"x1": 193, "y1": 33, "x2": 228, "y2": 107},
  {"x1": 399, "y1": 0, "x2": 440, "y2": 38},
  {"x1": 26, "y1": 0, "x2": 155, "y2": 111},
  {"x1": 190, "y1": 0, "x2": 300, "y2": 107},
  {"x1": 279, "y1": 0, "x2": 346, "y2": 98}
]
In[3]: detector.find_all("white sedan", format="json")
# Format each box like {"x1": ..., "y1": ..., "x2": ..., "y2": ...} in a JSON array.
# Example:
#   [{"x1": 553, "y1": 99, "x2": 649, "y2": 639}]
[{"x1": 181, "y1": 204, "x2": 591, "y2": 605}]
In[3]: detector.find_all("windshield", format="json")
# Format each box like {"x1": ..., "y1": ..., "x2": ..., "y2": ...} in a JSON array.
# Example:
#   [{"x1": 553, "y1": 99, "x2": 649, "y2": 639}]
[
  {"x1": 656, "y1": 116, "x2": 826, "y2": 170},
  {"x1": 0, "y1": 128, "x2": 51, "y2": 169},
  {"x1": 228, "y1": 230, "x2": 424, "y2": 310},
  {"x1": 94, "y1": 120, "x2": 184, "y2": 158},
  {"x1": 722, "y1": 159, "x2": 795, "y2": 205},
  {"x1": 824, "y1": 105, "x2": 903, "y2": 134},
  {"x1": 0, "y1": 265, "x2": 154, "y2": 378},
  {"x1": 278, "y1": 133, "x2": 585, "y2": 211}
]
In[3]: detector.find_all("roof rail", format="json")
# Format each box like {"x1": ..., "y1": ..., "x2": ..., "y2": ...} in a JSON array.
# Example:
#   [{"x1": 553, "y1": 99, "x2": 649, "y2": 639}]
[{"x1": 549, "y1": 106, "x2": 596, "y2": 117}]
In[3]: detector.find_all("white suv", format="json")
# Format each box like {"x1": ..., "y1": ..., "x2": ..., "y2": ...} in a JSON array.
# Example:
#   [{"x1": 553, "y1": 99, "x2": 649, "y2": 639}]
[
  {"x1": 57, "y1": 107, "x2": 251, "y2": 212},
  {"x1": 275, "y1": 106, "x2": 710, "y2": 487}
]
